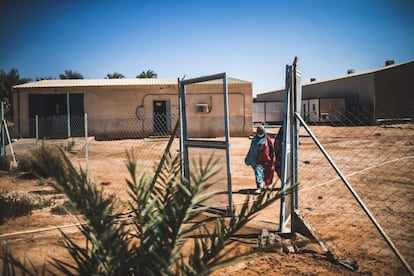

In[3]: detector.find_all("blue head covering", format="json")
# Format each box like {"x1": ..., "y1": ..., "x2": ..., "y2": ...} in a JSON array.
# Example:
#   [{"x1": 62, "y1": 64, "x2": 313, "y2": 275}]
[
  {"x1": 256, "y1": 125, "x2": 265, "y2": 137},
  {"x1": 244, "y1": 125, "x2": 266, "y2": 166}
]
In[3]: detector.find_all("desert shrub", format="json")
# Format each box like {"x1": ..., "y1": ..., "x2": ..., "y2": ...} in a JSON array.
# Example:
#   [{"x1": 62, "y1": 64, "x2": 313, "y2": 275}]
[
  {"x1": 16, "y1": 154, "x2": 33, "y2": 175},
  {"x1": 51, "y1": 200, "x2": 79, "y2": 215},
  {"x1": 1, "y1": 148, "x2": 291, "y2": 275},
  {"x1": 0, "y1": 190, "x2": 52, "y2": 224},
  {"x1": 65, "y1": 139, "x2": 76, "y2": 152},
  {"x1": 16, "y1": 145, "x2": 68, "y2": 179}
]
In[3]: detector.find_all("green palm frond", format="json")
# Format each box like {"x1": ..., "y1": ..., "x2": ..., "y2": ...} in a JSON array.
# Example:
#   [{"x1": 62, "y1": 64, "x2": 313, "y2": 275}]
[
  {"x1": 32, "y1": 147, "x2": 132, "y2": 275},
  {"x1": 2, "y1": 145, "x2": 293, "y2": 275},
  {"x1": 124, "y1": 151, "x2": 223, "y2": 275}
]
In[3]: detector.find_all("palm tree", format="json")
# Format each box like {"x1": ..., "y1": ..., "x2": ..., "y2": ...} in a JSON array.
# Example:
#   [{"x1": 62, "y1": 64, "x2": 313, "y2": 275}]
[
  {"x1": 59, "y1": 70, "x2": 84, "y2": 79},
  {"x1": 0, "y1": 68, "x2": 31, "y2": 121},
  {"x1": 136, "y1": 69, "x2": 157, "y2": 78},
  {"x1": 1, "y1": 147, "x2": 291, "y2": 275},
  {"x1": 105, "y1": 72, "x2": 125, "y2": 79},
  {"x1": 35, "y1": 76, "x2": 55, "y2": 81}
]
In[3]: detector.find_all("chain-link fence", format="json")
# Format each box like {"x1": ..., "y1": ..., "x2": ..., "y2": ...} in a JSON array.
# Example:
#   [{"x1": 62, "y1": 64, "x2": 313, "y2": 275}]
[
  {"x1": 2, "y1": 113, "x2": 179, "y2": 209},
  {"x1": 297, "y1": 112, "x2": 414, "y2": 274},
  {"x1": 1, "y1": 110, "x2": 413, "y2": 274}
]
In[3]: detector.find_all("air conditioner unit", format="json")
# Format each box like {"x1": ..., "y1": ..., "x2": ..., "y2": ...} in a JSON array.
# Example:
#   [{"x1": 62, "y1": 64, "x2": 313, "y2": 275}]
[
  {"x1": 196, "y1": 103, "x2": 210, "y2": 113},
  {"x1": 320, "y1": 112, "x2": 330, "y2": 120}
]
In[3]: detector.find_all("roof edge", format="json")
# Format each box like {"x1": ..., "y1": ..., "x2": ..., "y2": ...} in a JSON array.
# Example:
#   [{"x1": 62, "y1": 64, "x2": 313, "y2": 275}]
[{"x1": 13, "y1": 76, "x2": 251, "y2": 89}]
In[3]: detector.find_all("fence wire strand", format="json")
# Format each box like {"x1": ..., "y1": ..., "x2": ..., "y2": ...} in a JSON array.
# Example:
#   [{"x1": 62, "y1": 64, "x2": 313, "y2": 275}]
[{"x1": 1, "y1": 111, "x2": 413, "y2": 274}]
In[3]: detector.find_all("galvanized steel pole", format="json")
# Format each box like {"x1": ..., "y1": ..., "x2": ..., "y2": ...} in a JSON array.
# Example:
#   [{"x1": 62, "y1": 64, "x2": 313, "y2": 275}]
[{"x1": 0, "y1": 102, "x2": 4, "y2": 156}]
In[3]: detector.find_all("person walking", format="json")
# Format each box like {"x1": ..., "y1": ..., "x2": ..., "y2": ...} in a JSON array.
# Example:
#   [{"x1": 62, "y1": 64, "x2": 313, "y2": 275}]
[{"x1": 245, "y1": 125, "x2": 274, "y2": 194}]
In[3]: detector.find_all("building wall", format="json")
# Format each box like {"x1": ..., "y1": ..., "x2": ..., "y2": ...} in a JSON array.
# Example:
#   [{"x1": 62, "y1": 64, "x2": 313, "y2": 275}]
[
  {"x1": 255, "y1": 62, "x2": 414, "y2": 124},
  {"x1": 255, "y1": 74, "x2": 376, "y2": 124},
  {"x1": 253, "y1": 101, "x2": 284, "y2": 123},
  {"x1": 86, "y1": 85, "x2": 178, "y2": 138},
  {"x1": 253, "y1": 102, "x2": 265, "y2": 123},
  {"x1": 185, "y1": 83, "x2": 252, "y2": 137},
  {"x1": 374, "y1": 62, "x2": 414, "y2": 119},
  {"x1": 13, "y1": 82, "x2": 252, "y2": 138},
  {"x1": 303, "y1": 73, "x2": 376, "y2": 114},
  {"x1": 302, "y1": 98, "x2": 346, "y2": 123},
  {"x1": 254, "y1": 90, "x2": 285, "y2": 102},
  {"x1": 85, "y1": 85, "x2": 178, "y2": 120}
]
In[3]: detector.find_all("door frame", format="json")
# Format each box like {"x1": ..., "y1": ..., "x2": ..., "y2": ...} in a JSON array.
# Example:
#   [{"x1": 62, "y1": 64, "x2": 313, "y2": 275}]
[{"x1": 152, "y1": 100, "x2": 171, "y2": 135}]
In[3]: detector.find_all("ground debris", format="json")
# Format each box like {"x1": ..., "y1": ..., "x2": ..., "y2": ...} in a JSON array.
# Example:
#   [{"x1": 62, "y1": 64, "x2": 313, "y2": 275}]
[{"x1": 257, "y1": 230, "x2": 320, "y2": 255}]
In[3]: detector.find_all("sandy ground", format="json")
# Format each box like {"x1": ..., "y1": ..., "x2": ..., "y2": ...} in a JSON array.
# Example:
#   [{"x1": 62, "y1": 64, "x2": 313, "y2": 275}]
[{"x1": 1, "y1": 125, "x2": 413, "y2": 275}]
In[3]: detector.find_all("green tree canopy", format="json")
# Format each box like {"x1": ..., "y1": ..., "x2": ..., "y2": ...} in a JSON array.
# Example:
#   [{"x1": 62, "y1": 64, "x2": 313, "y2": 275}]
[
  {"x1": 136, "y1": 69, "x2": 157, "y2": 78},
  {"x1": 105, "y1": 72, "x2": 125, "y2": 79},
  {"x1": 0, "y1": 68, "x2": 31, "y2": 121},
  {"x1": 35, "y1": 76, "x2": 55, "y2": 81},
  {"x1": 59, "y1": 70, "x2": 84, "y2": 79}
]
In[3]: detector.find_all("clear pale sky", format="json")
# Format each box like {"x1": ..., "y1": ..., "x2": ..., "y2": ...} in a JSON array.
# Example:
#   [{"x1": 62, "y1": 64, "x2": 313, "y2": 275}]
[{"x1": 1, "y1": 0, "x2": 413, "y2": 96}]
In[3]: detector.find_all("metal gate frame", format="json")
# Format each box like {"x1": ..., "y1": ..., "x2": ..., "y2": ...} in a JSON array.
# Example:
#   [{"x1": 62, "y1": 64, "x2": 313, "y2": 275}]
[
  {"x1": 279, "y1": 57, "x2": 301, "y2": 233},
  {"x1": 178, "y1": 73, "x2": 233, "y2": 215}
]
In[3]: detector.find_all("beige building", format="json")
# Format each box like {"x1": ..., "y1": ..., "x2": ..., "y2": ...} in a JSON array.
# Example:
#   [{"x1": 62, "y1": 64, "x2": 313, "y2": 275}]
[{"x1": 13, "y1": 77, "x2": 252, "y2": 139}]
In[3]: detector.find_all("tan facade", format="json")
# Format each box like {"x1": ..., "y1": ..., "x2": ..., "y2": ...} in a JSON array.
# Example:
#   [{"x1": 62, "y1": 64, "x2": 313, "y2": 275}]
[{"x1": 13, "y1": 78, "x2": 252, "y2": 138}]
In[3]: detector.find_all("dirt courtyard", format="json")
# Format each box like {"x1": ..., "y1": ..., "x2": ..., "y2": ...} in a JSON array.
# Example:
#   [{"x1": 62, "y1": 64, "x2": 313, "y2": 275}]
[{"x1": 1, "y1": 125, "x2": 413, "y2": 275}]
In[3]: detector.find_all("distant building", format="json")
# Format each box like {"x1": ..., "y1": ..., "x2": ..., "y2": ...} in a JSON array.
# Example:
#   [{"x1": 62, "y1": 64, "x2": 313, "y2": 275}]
[
  {"x1": 254, "y1": 60, "x2": 414, "y2": 124},
  {"x1": 13, "y1": 77, "x2": 252, "y2": 138}
]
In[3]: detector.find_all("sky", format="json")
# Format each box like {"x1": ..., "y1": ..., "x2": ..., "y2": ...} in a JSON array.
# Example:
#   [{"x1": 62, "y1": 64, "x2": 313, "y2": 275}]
[{"x1": 1, "y1": 0, "x2": 413, "y2": 96}]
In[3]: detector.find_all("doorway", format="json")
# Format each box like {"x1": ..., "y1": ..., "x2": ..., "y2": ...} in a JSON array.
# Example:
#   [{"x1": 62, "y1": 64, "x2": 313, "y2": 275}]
[
  {"x1": 29, "y1": 93, "x2": 84, "y2": 138},
  {"x1": 153, "y1": 100, "x2": 170, "y2": 135}
]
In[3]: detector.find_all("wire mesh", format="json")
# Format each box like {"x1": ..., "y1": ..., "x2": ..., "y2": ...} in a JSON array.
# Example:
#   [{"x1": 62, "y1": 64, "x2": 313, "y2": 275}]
[
  {"x1": 297, "y1": 113, "x2": 414, "y2": 274},
  {"x1": 1, "y1": 110, "x2": 413, "y2": 274},
  {"x1": 84, "y1": 114, "x2": 180, "y2": 209}
]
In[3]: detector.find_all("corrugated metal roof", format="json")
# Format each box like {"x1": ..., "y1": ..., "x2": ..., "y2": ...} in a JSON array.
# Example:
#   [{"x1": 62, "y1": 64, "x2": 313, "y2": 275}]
[
  {"x1": 189, "y1": 77, "x2": 251, "y2": 85},
  {"x1": 13, "y1": 78, "x2": 178, "y2": 89},
  {"x1": 13, "y1": 77, "x2": 251, "y2": 89}
]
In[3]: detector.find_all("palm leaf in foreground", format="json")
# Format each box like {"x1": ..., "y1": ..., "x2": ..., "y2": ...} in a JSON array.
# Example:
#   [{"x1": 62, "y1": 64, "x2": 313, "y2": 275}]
[{"x1": 1, "y1": 146, "x2": 292, "y2": 275}]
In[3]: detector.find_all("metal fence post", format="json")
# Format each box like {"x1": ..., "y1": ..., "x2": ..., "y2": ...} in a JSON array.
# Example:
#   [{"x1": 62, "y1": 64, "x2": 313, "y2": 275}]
[
  {"x1": 67, "y1": 93, "x2": 71, "y2": 138},
  {"x1": 85, "y1": 113, "x2": 89, "y2": 177},
  {"x1": 35, "y1": 114, "x2": 39, "y2": 148},
  {"x1": 1, "y1": 102, "x2": 5, "y2": 156}
]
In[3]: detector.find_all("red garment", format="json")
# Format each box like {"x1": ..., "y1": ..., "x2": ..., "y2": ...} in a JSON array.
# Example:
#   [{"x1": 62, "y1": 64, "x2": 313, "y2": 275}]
[
  {"x1": 259, "y1": 135, "x2": 275, "y2": 186},
  {"x1": 264, "y1": 162, "x2": 275, "y2": 186}
]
